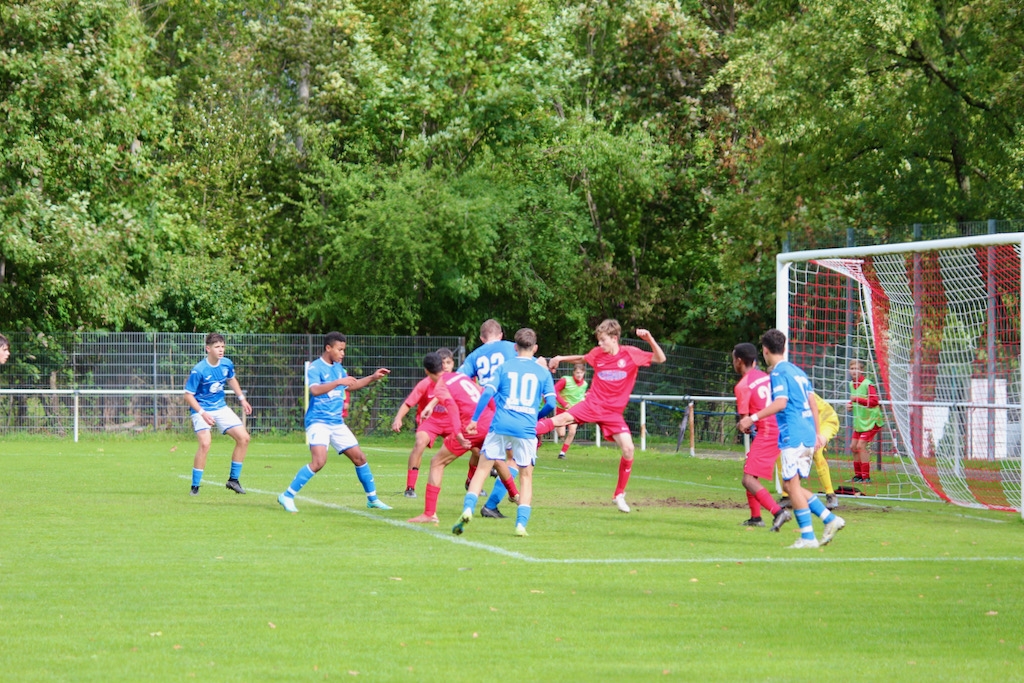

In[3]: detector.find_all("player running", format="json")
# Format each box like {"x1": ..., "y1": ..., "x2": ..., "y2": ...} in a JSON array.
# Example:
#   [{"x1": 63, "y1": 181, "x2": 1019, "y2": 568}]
[
  {"x1": 537, "y1": 319, "x2": 666, "y2": 513},
  {"x1": 407, "y1": 352, "x2": 516, "y2": 524}
]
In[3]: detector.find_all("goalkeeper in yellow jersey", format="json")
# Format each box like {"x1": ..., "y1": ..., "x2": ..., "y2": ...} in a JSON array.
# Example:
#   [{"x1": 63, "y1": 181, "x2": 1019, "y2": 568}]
[{"x1": 778, "y1": 393, "x2": 839, "y2": 510}]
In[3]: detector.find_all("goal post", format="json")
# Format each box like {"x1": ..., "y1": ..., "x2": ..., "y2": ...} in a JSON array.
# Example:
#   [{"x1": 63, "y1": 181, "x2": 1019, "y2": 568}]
[{"x1": 777, "y1": 233, "x2": 1024, "y2": 516}]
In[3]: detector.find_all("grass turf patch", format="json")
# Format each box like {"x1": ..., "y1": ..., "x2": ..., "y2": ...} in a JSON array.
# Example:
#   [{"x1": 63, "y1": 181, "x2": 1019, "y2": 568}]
[{"x1": 1, "y1": 434, "x2": 1022, "y2": 681}]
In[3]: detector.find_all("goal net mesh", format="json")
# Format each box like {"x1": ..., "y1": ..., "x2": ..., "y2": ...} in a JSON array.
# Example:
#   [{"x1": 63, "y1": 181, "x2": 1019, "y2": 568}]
[{"x1": 786, "y1": 242, "x2": 1021, "y2": 511}]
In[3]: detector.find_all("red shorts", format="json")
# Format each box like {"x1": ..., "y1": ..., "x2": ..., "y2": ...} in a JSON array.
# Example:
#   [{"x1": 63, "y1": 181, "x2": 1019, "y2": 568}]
[
  {"x1": 416, "y1": 413, "x2": 450, "y2": 447},
  {"x1": 743, "y1": 437, "x2": 779, "y2": 480},
  {"x1": 853, "y1": 425, "x2": 882, "y2": 442},
  {"x1": 567, "y1": 400, "x2": 631, "y2": 440},
  {"x1": 442, "y1": 412, "x2": 493, "y2": 457}
]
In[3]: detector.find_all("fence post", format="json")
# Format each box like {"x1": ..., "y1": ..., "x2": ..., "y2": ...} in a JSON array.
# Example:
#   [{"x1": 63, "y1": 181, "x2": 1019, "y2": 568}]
[
  {"x1": 640, "y1": 399, "x2": 646, "y2": 452},
  {"x1": 74, "y1": 390, "x2": 79, "y2": 443},
  {"x1": 688, "y1": 401, "x2": 695, "y2": 456}
]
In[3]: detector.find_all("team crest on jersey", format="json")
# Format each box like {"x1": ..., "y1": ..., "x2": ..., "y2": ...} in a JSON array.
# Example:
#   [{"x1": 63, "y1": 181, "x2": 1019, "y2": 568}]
[
  {"x1": 209, "y1": 381, "x2": 224, "y2": 393},
  {"x1": 617, "y1": 359, "x2": 626, "y2": 368}
]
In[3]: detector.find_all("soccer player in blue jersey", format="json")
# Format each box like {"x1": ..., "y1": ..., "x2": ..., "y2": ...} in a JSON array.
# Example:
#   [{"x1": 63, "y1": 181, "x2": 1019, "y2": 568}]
[
  {"x1": 738, "y1": 329, "x2": 845, "y2": 548},
  {"x1": 453, "y1": 328, "x2": 556, "y2": 537},
  {"x1": 184, "y1": 333, "x2": 253, "y2": 496},
  {"x1": 277, "y1": 332, "x2": 392, "y2": 513},
  {"x1": 457, "y1": 319, "x2": 520, "y2": 517}
]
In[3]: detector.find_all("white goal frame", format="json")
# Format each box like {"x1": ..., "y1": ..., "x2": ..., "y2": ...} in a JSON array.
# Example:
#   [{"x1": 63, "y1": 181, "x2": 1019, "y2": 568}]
[{"x1": 777, "y1": 233, "x2": 1024, "y2": 518}]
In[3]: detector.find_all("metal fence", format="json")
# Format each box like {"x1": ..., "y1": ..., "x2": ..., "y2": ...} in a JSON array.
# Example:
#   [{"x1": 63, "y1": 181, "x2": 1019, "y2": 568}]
[{"x1": 0, "y1": 332, "x2": 741, "y2": 447}]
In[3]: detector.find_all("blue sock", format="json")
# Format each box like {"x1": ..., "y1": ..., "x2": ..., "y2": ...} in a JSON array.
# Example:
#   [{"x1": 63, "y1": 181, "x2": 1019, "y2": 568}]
[
  {"x1": 463, "y1": 492, "x2": 479, "y2": 513},
  {"x1": 191, "y1": 468, "x2": 203, "y2": 487},
  {"x1": 484, "y1": 467, "x2": 517, "y2": 510},
  {"x1": 516, "y1": 505, "x2": 532, "y2": 529},
  {"x1": 230, "y1": 461, "x2": 243, "y2": 480},
  {"x1": 286, "y1": 465, "x2": 315, "y2": 497},
  {"x1": 794, "y1": 508, "x2": 815, "y2": 540},
  {"x1": 355, "y1": 463, "x2": 378, "y2": 501},
  {"x1": 807, "y1": 494, "x2": 835, "y2": 523}
]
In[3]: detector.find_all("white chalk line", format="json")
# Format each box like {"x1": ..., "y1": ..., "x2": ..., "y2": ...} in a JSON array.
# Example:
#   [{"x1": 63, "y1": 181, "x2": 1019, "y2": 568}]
[{"x1": 184, "y1": 476, "x2": 1023, "y2": 566}]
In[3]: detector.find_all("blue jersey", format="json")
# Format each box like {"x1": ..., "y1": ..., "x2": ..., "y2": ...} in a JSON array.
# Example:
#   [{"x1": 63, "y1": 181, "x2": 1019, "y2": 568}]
[
  {"x1": 185, "y1": 358, "x2": 235, "y2": 413},
  {"x1": 305, "y1": 357, "x2": 347, "y2": 428},
  {"x1": 478, "y1": 356, "x2": 556, "y2": 439},
  {"x1": 770, "y1": 361, "x2": 817, "y2": 449},
  {"x1": 458, "y1": 340, "x2": 517, "y2": 385}
]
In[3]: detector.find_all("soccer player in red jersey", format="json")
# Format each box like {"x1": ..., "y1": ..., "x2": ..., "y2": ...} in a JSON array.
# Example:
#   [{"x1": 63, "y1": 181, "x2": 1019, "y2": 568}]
[
  {"x1": 732, "y1": 342, "x2": 790, "y2": 531},
  {"x1": 536, "y1": 319, "x2": 666, "y2": 513},
  {"x1": 407, "y1": 352, "x2": 516, "y2": 524},
  {"x1": 391, "y1": 348, "x2": 455, "y2": 497}
]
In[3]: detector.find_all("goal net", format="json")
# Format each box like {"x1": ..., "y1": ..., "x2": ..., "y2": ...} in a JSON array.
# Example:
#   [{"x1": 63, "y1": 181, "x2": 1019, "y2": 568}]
[{"x1": 779, "y1": 234, "x2": 1023, "y2": 513}]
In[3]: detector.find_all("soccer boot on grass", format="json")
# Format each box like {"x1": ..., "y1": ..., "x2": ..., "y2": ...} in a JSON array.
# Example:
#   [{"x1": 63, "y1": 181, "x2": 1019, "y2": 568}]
[
  {"x1": 825, "y1": 493, "x2": 839, "y2": 510},
  {"x1": 404, "y1": 487, "x2": 417, "y2": 498},
  {"x1": 480, "y1": 506, "x2": 505, "y2": 519},
  {"x1": 452, "y1": 509, "x2": 472, "y2": 535},
  {"x1": 613, "y1": 493, "x2": 631, "y2": 513},
  {"x1": 777, "y1": 496, "x2": 791, "y2": 509},
  {"x1": 278, "y1": 493, "x2": 298, "y2": 513},
  {"x1": 190, "y1": 485, "x2": 200, "y2": 496},
  {"x1": 770, "y1": 508, "x2": 792, "y2": 532},
  {"x1": 741, "y1": 517, "x2": 765, "y2": 527},
  {"x1": 821, "y1": 516, "x2": 846, "y2": 546},
  {"x1": 367, "y1": 498, "x2": 392, "y2": 510},
  {"x1": 407, "y1": 513, "x2": 439, "y2": 524},
  {"x1": 788, "y1": 537, "x2": 820, "y2": 549},
  {"x1": 514, "y1": 524, "x2": 528, "y2": 537},
  {"x1": 225, "y1": 479, "x2": 246, "y2": 494}
]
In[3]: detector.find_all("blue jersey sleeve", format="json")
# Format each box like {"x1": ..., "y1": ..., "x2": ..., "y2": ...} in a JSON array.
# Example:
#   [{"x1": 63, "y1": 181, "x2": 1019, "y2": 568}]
[{"x1": 185, "y1": 369, "x2": 202, "y2": 394}]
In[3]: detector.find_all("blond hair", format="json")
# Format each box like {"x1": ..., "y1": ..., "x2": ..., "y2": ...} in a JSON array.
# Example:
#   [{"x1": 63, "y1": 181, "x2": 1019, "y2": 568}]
[{"x1": 594, "y1": 319, "x2": 621, "y2": 339}]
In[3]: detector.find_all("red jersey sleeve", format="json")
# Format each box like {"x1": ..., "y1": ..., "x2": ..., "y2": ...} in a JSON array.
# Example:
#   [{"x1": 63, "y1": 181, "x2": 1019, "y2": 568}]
[
  {"x1": 734, "y1": 380, "x2": 751, "y2": 416},
  {"x1": 623, "y1": 345, "x2": 654, "y2": 368},
  {"x1": 432, "y1": 378, "x2": 462, "y2": 435},
  {"x1": 866, "y1": 383, "x2": 880, "y2": 408},
  {"x1": 405, "y1": 379, "x2": 428, "y2": 408},
  {"x1": 583, "y1": 347, "x2": 602, "y2": 368},
  {"x1": 554, "y1": 377, "x2": 568, "y2": 407}
]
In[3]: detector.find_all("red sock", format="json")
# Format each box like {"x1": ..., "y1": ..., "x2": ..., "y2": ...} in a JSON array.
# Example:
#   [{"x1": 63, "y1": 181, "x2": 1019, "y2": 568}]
[
  {"x1": 406, "y1": 468, "x2": 419, "y2": 490},
  {"x1": 425, "y1": 484, "x2": 441, "y2": 516},
  {"x1": 501, "y1": 476, "x2": 519, "y2": 498},
  {"x1": 560, "y1": 444, "x2": 570, "y2": 456},
  {"x1": 855, "y1": 461, "x2": 865, "y2": 479},
  {"x1": 614, "y1": 457, "x2": 632, "y2": 497},
  {"x1": 746, "y1": 490, "x2": 760, "y2": 518},
  {"x1": 862, "y1": 461, "x2": 871, "y2": 479},
  {"x1": 754, "y1": 487, "x2": 780, "y2": 515},
  {"x1": 536, "y1": 418, "x2": 554, "y2": 435},
  {"x1": 466, "y1": 465, "x2": 477, "y2": 481}
]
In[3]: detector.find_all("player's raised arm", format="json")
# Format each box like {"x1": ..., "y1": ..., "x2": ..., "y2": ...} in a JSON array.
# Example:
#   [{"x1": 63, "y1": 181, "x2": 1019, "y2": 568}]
[{"x1": 635, "y1": 329, "x2": 666, "y2": 364}]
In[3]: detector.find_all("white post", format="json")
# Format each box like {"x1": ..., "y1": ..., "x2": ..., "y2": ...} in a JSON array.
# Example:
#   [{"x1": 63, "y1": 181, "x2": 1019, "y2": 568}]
[
  {"x1": 73, "y1": 390, "x2": 79, "y2": 443},
  {"x1": 1020, "y1": 239, "x2": 1024, "y2": 519},
  {"x1": 776, "y1": 260, "x2": 791, "y2": 359},
  {"x1": 640, "y1": 399, "x2": 646, "y2": 452}
]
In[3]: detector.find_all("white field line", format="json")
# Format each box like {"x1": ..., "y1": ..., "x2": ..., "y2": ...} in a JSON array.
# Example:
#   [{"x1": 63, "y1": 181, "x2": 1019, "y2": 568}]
[{"x1": 189, "y1": 477, "x2": 1023, "y2": 566}]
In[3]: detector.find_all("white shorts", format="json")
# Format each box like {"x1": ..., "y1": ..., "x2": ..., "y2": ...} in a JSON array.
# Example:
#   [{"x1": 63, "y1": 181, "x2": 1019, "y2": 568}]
[
  {"x1": 481, "y1": 432, "x2": 535, "y2": 468},
  {"x1": 306, "y1": 423, "x2": 359, "y2": 453},
  {"x1": 192, "y1": 407, "x2": 243, "y2": 434},
  {"x1": 780, "y1": 445, "x2": 814, "y2": 481}
]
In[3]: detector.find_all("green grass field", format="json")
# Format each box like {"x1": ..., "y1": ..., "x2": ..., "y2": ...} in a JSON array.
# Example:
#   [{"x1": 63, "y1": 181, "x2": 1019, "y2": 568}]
[{"x1": 1, "y1": 434, "x2": 1022, "y2": 682}]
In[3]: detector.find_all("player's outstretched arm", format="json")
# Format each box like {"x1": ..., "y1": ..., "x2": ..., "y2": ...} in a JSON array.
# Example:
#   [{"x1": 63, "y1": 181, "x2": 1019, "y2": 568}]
[
  {"x1": 635, "y1": 329, "x2": 667, "y2": 364},
  {"x1": 548, "y1": 354, "x2": 585, "y2": 371},
  {"x1": 348, "y1": 368, "x2": 391, "y2": 392}
]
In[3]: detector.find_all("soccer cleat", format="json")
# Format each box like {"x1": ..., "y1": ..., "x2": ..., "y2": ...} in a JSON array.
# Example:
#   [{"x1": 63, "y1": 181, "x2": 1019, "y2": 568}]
[
  {"x1": 508, "y1": 491, "x2": 520, "y2": 505},
  {"x1": 861, "y1": 477, "x2": 872, "y2": 484},
  {"x1": 190, "y1": 485, "x2": 200, "y2": 496},
  {"x1": 770, "y1": 508, "x2": 792, "y2": 532},
  {"x1": 777, "y1": 497, "x2": 791, "y2": 509},
  {"x1": 514, "y1": 524, "x2": 528, "y2": 537},
  {"x1": 557, "y1": 453, "x2": 566, "y2": 460},
  {"x1": 821, "y1": 515, "x2": 846, "y2": 546},
  {"x1": 788, "y1": 537, "x2": 820, "y2": 549},
  {"x1": 407, "y1": 513, "x2": 439, "y2": 524},
  {"x1": 404, "y1": 487, "x2": 417, "y2": 498},
  {"x1": 825, "y1": 493, "x2": 839, "y2": 510},
  {"x1": 278, "y1": 493, "x2": 298, "y2": 513},
  {"x1": 225, "y1": 479, "x2": 246, "y2": 494},
  {"x1": 613, "y1": 493, "x2": 631, "y2": 513},
  {"x1": 480, "y1": 506, "x2": 506, "y2": 519},
  {"x1": 851, "y1": 475, "x2": 864, "y2": 483},
  {"x1": 452, "y1": 509, "x2": 472, "y2": 535},
  {"x1": 741, "y1": 517, "x2": 765, "y2": 527},
  {"x1": 367, "y1": 498, "x2": 392, "y2": 510}
]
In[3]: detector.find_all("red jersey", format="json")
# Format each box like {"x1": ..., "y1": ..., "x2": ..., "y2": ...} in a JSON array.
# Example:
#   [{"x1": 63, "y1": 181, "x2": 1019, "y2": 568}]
[
  {"x1": 583, "y1": 345, "x2": 653, "y2": 412},
  {"x1": 404, "y1": 376, "x2": 446, "y2": 422},
  {"x1": 432, "y1": 371, "x2": 495, "y2": 435},
  {"x1": 734, "y1": 368, "x2": 778, "y2": 441}
]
